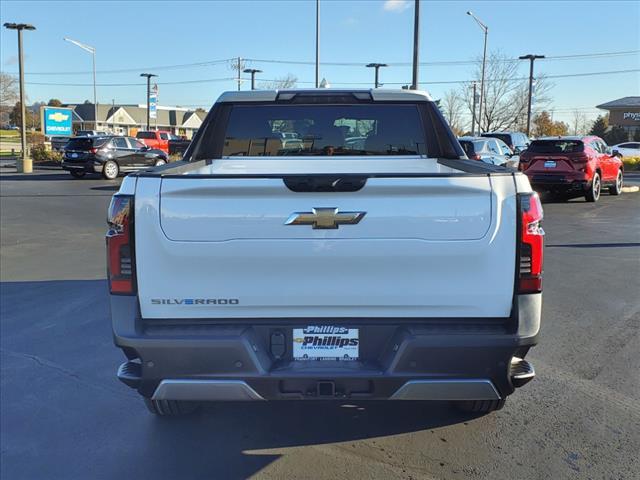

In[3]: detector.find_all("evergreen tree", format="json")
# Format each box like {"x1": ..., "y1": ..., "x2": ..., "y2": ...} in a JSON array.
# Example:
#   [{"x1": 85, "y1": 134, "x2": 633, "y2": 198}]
[{"x1": 589, "y1": 115, "x2": 608, "y2": 138}]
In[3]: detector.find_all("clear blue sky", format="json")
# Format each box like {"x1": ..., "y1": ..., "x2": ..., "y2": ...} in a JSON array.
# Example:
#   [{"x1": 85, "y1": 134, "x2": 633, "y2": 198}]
[{"x1": 1, "y1": 0, "x2": 639, "y2": 126}]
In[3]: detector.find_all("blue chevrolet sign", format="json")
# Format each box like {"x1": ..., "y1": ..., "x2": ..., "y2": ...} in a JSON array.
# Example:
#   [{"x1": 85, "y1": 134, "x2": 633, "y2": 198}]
[{"x1": 42, "y1": 107, "x2": 73, "y2": 136}]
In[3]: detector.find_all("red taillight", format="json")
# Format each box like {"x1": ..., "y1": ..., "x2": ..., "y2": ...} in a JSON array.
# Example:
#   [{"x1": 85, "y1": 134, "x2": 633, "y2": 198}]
[
  {"x1": 518, "y1": 192, "x2": 544, "y2": 293},
  {"x1": 89, "y1": 147, "x2": 98, "y2": 154},
  {"x1": 471, "y1": 154, "x2": 482, "y2": 161},
  {"x1": 107, "y1": 195, "x2": 135, "y2": 295}
]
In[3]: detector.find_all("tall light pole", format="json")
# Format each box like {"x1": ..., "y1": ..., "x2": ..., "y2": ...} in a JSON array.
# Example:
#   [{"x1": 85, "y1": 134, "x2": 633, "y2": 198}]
[
  {"x1": 64, "y1": 37, "x2": 97, "y2": 130},
  {"x1": 411, "y1": 0, "x2": 420, "y2": 89},
  {"x1": 315, "y1": 0, "x2": 320, "y2": 88},
  {"x1": 140, "y1": 73, "x2": 157, "y2": 130},
  {"x1": 4, "y1": 23, "x2": 35, "y2": 173},
  {"x1": 519, "y1": 54, "x2": 545, "y2": 137},
  {"x1": 243, "y1": 68, "x2": 262, "y2": 90},
  {"x1": 366, "y1": 63, "x2": 387, "y2": 88},
  {"x1": 466, "y1": 11, "x2": 488, "y2": 133}
]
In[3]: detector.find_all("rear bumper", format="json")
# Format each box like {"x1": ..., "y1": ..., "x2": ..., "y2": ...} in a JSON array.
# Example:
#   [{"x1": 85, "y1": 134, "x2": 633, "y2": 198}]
[
  {"x1": 526, "y1": 172, "x2": 589, "y2": 190},
  {"x1": 62, "y1": 161, "x2": 103, "y2": 173},
  {"x1": 111, "y1": 295, "x2": 541, "y2": 401}
]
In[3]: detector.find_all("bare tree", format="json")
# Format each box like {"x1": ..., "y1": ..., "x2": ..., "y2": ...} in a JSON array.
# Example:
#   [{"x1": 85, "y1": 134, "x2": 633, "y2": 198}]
[
  {"x1": 441, "y1": 89, "x2": 464, "y2": 136},
  {"x1": 259, "y1": 74, "x2": 298, "y2": 90},
  {"x1": 459, "y1": 51, "x2": 552, "y2": 133},
  {"x1": 0, "y1": 73, "x2": 19, "y2": 125},
  {"x1": 571, "y1": 109, "x2": 589, "y2": 135}
]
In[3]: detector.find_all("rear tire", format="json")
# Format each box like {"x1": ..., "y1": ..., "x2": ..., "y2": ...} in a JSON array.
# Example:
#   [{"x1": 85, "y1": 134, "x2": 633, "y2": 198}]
[
  {"x1": 69, "y1": 170, "x2": 85, "y2": 179},
  {"x1": 609, "y1": 169, "x2": 623, "y2": 195},
  {"x1": 585, "y1": 172, "x2": 601, "y2": 202},
  {"x1": 455, "y1": 399, "x2": 506, "y2": 414},
  {"x1": 102, "y1": 160, "x2": 119, "y2": 180},
  {"x1": 144, "y1": 398, "x2": 199, "y2": 416}
]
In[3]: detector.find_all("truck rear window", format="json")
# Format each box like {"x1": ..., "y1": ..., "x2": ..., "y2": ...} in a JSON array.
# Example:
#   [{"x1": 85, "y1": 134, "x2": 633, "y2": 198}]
[
  {"x1": 527, "y1": 140, "x2": 584, "y2": 154},
  {"x1": 136, "y1": 132, "x2": 157, "y2": 140},
  {"x1": 221, "y1": 104, "x2": 427, "y2": 157}
]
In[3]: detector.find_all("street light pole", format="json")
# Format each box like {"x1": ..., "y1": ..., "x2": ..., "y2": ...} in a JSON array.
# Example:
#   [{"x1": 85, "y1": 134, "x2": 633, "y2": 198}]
[
  {"x1": 466, "y1": 12, "x2": 488, "y2": 133},
  {"x1": 4, "y1": 22, "x2": 35, "y2": 173},
  {"x1": 519, "y1": 54, "x2": 545, "y2": 137},
  {"x1": 140, "y1": 73, "x2": 157, "y2": 130},
  {"x1": 243, "y1": 69, "x2": 262, "y2": 90},
  {"x1": 64, "y1": 37, "x2": 97, "y2": 129},
  {"x1": 366, "y1": 63, "x2": 388, "y2": 88},
  {"x1": 411, "y1": 0, "x2": 420, "y2": 89},
  {"x1": 315, "y1": 0, "x2": 320, "y2": 88}
]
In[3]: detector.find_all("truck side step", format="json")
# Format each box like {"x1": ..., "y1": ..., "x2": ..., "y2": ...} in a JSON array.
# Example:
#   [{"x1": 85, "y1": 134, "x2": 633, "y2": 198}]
[
  {"x1": 510, "y1": 357, "x2": 535, "y2": 388},
  {"x1": 117, "y1": 361, "x2": 142, "y2": 388}
]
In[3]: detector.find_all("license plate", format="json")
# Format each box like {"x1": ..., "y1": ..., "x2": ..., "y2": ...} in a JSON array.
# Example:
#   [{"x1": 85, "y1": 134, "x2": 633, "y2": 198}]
[
  {"x1": 544, "y1": 160, "x2": 556, "y2": 168},
  {"x1": 293, "y1": 326, "x2": 359, "y2": 361},
  {"x1": 70, "y1": 153, "x2": 78, "y2": 158}
]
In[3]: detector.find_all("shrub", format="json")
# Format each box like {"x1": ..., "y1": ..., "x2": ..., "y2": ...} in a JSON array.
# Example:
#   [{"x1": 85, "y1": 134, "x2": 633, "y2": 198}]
[
  {"x1": 30, "y1": 144, "x2": 62, "y2": 163},
  {"x1": 622, "y1": 156, "x2": 640, "y2": 171},
  {"x1": 27, "y1": 131, "x2": 45, "y2": 145}
]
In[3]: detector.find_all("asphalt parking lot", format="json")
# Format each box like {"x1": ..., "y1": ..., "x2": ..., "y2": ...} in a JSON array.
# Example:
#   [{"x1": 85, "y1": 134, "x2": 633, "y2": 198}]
[{"x1": 1, "y1": 169, "x2": 639, "y2": 480}]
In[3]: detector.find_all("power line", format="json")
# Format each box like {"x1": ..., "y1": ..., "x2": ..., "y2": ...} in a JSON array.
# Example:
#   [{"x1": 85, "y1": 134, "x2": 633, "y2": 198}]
[
  {"x1": 6, "y1": 50, "x2": 638, "y2": 76},
  {"x1": 21, "y1": 68, "x2": 639, "y2": 88}
]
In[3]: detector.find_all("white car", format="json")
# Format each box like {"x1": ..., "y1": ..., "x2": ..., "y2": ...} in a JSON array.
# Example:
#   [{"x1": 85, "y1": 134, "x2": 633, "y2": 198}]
[
  {"x1": 107, "y1": 89, "x2": 543, "y2": 417},
  {"x1": 612, "y1": 142, "x2": 640, "y2": 157}
]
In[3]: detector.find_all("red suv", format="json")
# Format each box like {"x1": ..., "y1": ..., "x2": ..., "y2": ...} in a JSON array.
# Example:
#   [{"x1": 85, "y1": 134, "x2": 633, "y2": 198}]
[{"x1": 519, "y1": 136, "x2": 623, "y2": 202}]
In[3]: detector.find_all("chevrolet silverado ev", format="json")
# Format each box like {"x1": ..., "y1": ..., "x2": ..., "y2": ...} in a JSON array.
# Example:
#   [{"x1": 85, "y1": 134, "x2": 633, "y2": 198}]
[{"x1": 108, "y1": 89, "x2": 543, "y2": 416}]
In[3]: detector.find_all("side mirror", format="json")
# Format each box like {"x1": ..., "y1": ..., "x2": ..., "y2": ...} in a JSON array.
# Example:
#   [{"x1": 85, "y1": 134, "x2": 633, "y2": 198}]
[{"x1": 612, "y1": 149, "x2": 621, "y2": 157}]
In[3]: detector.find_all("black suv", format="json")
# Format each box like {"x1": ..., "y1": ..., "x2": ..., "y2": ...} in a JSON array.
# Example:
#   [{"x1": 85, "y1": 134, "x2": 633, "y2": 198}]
[
  {"x1": 481, "y1": 132, "x2": 530, "y2": 154},
  {"x1": 62, "y1": 135, "x2": 168, "y2": 180}
]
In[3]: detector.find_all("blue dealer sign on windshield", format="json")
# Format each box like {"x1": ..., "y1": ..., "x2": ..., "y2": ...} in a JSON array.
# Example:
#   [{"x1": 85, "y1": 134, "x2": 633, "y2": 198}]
[{"x1": 43, "y1": 107, "x2": 73, "y2": 136}]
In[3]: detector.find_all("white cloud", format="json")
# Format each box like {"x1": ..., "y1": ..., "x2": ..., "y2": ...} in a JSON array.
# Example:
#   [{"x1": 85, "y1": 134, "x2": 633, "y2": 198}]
[{"x1": 383, "y1": 0, "x2": 411, "y2": 12}]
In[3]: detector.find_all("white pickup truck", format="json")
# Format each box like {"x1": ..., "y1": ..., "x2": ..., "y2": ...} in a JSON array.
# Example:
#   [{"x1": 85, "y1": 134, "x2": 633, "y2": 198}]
[{"x1": 108, "y1": 89, "x2": 543, "y2": 416}]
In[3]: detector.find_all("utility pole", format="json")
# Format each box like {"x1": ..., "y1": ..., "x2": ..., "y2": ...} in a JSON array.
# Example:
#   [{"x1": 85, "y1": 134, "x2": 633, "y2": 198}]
[
  {"x1": 243, "y1": 69, "x2": 262, "y2": 90},
  {"x1": 315, "y1": 0, "x2": 320, "y2": 88},
  {"x1": 236, "y1": 57, "x2": 242, "y2": 91},
  {"x1": 466, "y1": 12, "x2": 488, "y2": 133},
  {"x1": 471, "y1": 81, "x2": 478, "y2": 136},
  {"x1": 519, "y1": 54, "x2": 545, "y2": 137},
  {"x1": 411, "y1": 0, "x2": 420, "y2": 89},
  {"x1": 4, "y1": 22, "x2": 35, "y2": 174},
  {"x1": 366, "y1": 63, "x2": 388, "y2": 88},
  {"x1": 140, "y1": 73, "x2": 157, "y2": 130}
]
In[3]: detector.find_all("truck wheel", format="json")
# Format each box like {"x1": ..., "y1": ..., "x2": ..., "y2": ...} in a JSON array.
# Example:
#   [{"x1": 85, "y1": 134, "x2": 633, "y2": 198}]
[
  {"x1": 69, "y1": 170, "x2": 85, "y2": 179},
  {"x1": 102, "y1": 160, "x2": 119, "y2": 180},
  {"x1": 455, "y1": 399, "x2": 505, "y2": 413},
  {"x1": 585, "y1": 172, "x2": 601, "y2": 202},
  {"x1": 609, "y1": 169, "x2": 623, "y2": 195},
  {"x1": 144, "y1": 398, "x2": 199, "y2": 416}
]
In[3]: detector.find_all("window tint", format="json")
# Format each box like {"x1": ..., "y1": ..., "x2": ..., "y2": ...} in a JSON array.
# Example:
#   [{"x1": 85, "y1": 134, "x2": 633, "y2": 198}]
[
  {"x1": 459, "y1": 140, "x2": 475, "y2": 156},
  {"x1": 472, "y1": 140, "x2": 487, "y2": 152},
  {"x1": 220, "y1": 104, "x2": 427, "y2": 157},
  {"x1": 627, "y1": 143, "x2": 640, "y2": 149},
  {"x1": 487, "y1": 139, "x2": 501, "y2": 154},
  {"x1": 528, "y1": 140, "x2": 584, "y2": 154},
  {"x1": 136, "y1": 132, "x2": 156, "y2": 140},
  {"x1": 112, "y1": 137, "x2": 128, "y2": 149},
  {"x1": 127, "y1": 138, "x2": 145, "y2": 149},
  {"x1": 65, "y1": 137, "x2": 108, "y2": 151},
  {"x1": 482, "y1": 133, "x2": 511, "y2": 146},
  {"x1": 159, "y1": 132, "x2": 169, "y2": 140}
]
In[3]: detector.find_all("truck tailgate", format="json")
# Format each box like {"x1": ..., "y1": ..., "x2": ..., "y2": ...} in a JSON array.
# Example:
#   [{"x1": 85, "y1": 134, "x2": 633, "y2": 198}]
[{"x1": 134, "y1": 167, "x2": 516, "y2": 320}]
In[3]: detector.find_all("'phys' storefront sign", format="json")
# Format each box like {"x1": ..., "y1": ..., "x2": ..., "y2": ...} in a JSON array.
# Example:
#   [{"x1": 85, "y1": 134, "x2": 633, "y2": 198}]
[
  {"x1": 609, "y1": 109, "x2": 640, "y2": 126},
  {"x1": 41, "y1": 107, "x2": 73, "y2": 136}
]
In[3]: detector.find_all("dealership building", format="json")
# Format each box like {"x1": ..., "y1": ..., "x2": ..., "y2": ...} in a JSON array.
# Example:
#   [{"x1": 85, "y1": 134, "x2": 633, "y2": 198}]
[
  {"x1": 596, "y1": 96, "x2": 640, "y2": 140},
  {"x1": 65, "y1": 103, "x2": 207, "y2": 139}
]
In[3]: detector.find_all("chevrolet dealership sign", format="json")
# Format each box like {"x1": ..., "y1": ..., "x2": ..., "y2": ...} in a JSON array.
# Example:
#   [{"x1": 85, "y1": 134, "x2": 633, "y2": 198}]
[{"x1": 41, "y1": 107, "x2": 73, "y2": 136}]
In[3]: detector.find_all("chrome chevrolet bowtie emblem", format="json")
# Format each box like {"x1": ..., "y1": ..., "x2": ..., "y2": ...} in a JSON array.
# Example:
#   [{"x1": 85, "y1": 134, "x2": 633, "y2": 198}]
[{"x1": 285, "y1": 208, "x2": 366, "y2": 229}]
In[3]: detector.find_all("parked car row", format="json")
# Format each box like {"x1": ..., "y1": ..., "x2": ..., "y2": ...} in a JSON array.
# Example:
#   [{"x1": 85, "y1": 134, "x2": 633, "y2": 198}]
[{"x1": 458, "y1": 132, "x2": 625, "y2": 203}]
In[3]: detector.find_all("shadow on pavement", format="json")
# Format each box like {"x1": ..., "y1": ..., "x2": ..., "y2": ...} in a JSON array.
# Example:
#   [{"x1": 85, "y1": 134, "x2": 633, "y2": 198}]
[{"x1": 1, "y1": 279, "x2": 477, "y2": 480}]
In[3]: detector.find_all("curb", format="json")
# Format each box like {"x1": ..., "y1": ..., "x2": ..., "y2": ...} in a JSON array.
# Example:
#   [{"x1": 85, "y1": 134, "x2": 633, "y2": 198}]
[{"x1": 621, "y1": 186, "x2": 639, "y2": 193}]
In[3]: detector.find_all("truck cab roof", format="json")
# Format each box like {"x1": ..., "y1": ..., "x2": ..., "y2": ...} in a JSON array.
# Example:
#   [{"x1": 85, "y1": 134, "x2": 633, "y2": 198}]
[{"x1": 215, "y1": 88, "x2": 434, "y2": 103}]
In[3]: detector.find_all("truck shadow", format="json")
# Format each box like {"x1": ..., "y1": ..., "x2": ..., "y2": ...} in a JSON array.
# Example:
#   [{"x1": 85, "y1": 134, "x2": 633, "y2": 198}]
[{"x1": 1, "y1": 279, "x2": 480, "y2": 480}]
